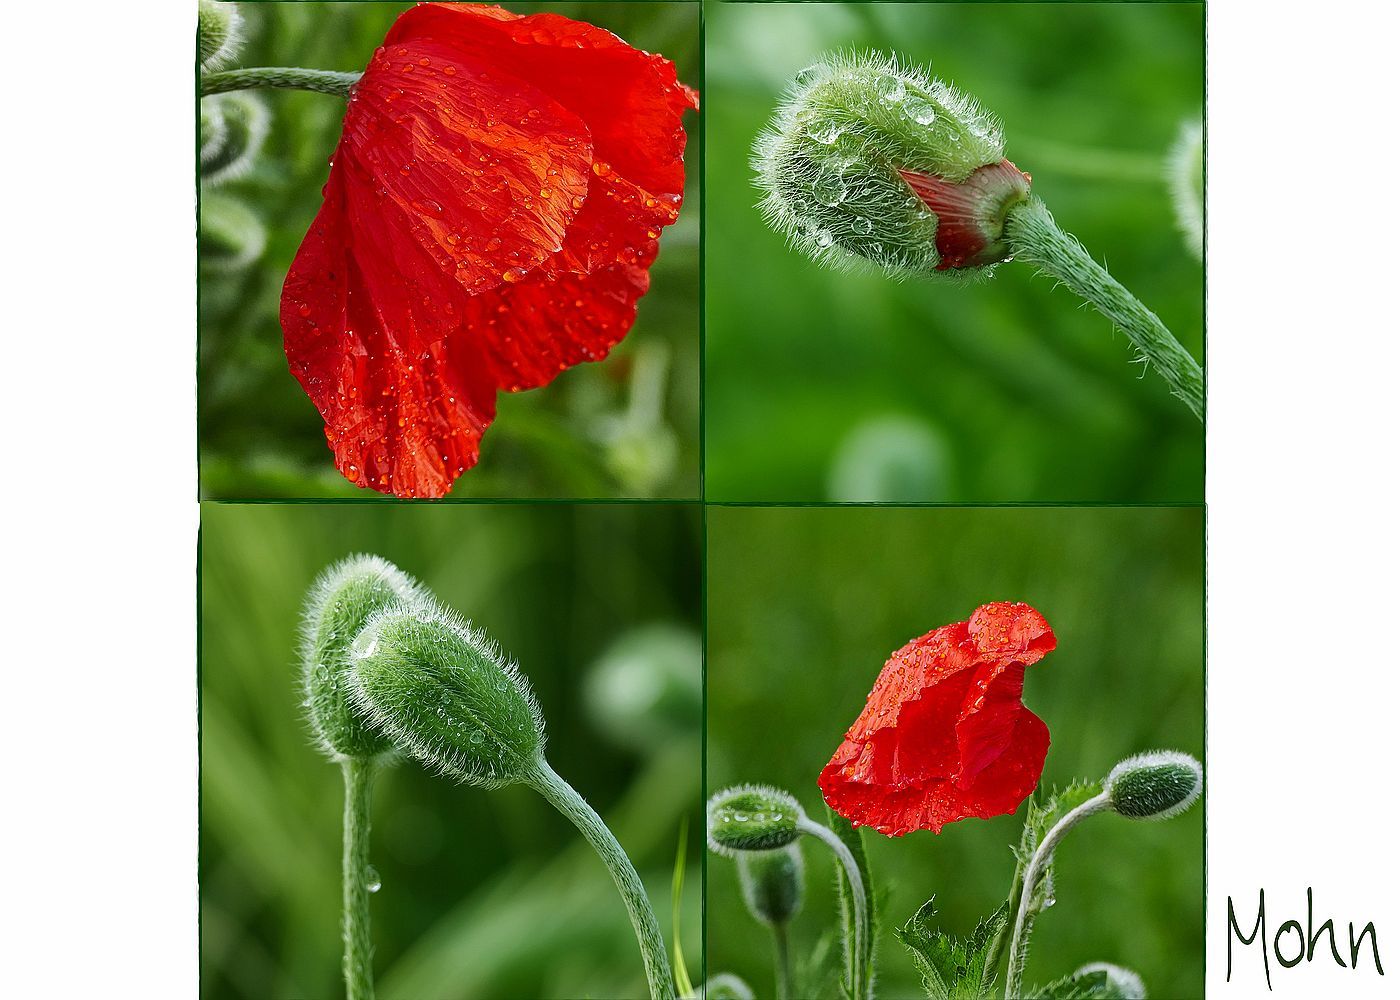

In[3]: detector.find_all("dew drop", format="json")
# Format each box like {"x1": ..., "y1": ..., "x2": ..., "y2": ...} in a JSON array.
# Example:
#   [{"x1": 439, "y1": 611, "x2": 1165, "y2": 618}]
[
  {"x1": 502, "y1": 266, "x2": 528, "y2": 283},
  {"x1": 807, "y1": 120, "x2": 842, "y2": 145},
  {"x1": 812, "y1": 170, "x2": 847, "y2": 207},
  {"x1": 813, "y1": 227, "x2": 835, "y2": 249},
  {"x1": 366, "y1": 867, "x2": 382, "y2": 894},
  {"x1": 852, "y1": 216, "x2": 873, "y2": 235},
  {"x1": 904, "y1": 96, "x2": 937, "y2": 125},
  {"x1": 878, "y1": 76, "x2": 906, "y2": 103}
]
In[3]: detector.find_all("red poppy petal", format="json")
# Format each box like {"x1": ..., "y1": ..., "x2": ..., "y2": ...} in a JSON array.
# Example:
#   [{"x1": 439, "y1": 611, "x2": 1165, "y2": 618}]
[
  {"x1": 965, "y1": 601, "x2": 1057, "y2": 664},
  {"x1": 283, "y1": 170, "x2": 498, "y2": 498},
  {"x1": 950, "y1": 709, "x2": 1049, "y2": 818},
  {"x1": 955, "y1": 662, "x2": 1033, "y2": 786}
]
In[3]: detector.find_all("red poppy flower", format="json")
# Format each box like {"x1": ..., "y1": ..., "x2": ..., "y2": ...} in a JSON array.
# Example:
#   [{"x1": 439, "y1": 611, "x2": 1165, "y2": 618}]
[
  {"x1": 280, "y1": 2, "x2": 697, "y2": 497},
  {"x1": 818, "y1": 602, "x2": 1056, "y2": 836}
]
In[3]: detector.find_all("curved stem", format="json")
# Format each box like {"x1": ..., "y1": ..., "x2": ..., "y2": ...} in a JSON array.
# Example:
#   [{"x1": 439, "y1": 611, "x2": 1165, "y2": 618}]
[
  {"x1": 1004, "y1": 792, "x2": 1110, "y2": 999},
  {"x1": 527, "y1": 760, "x2": 675, "y2": 1000},
  {"x1": 771, "y1": 923, "x2": 792, "y2": 1000},
  {"x1": 201, "y1": 66, "x2": 362, "y2": 97},
  {"x1": 798, "y1": 816, "x2": 868, "y2": 1000},
  {"x1": 1005, "y1": 197, "x2": 1204, "y2": 422},
  {"x1": 340, "y1": 757, "x2": 377, "y2": 1000}
]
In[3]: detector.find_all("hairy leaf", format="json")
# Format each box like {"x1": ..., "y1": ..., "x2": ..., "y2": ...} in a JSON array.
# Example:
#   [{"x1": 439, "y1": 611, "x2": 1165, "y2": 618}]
[
  {"x1": 897, "y1": 899, "x2": 1008, "y2": 1000},
  {"x1": 1025, "y1": 966, "x2": 1140, "y2": 999}
]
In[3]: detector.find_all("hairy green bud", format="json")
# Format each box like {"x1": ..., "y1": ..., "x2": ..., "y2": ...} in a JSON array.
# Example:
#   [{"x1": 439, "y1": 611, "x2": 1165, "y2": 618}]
[
  {"x1": 348, "y1": 603, "x2": 545, "y2": 788},
  {"x1": 200, "y1": 92, "x2": 269, "y2": 187},
  {"x1": 1069, "y1": 963, "x2": 1147, "y2": 999},
  {"x1": 199, "y1": 193, "x2": 266, "y2": 273},
  {"x1": 198, "y1": 1, "x2": 244, "y2": 71},
  {"x1": 707, "y1": 785, "x2": 803, "y2": 855},
  {"x1": 755, "y1": 51, "x2": 1030, "y2": 278},
  {"x1": 699, "y1": 974, "x2": 755, "y2": 1000},
  {"x1": 738, "y1": 844, "x2": 804, "y2": 927},
  {"x1": 1105, "y1": 750, "x2": 1202, "y2": 821},
  {"x1": 300, "y1": 554, "x2": 425, "y2": 761}
]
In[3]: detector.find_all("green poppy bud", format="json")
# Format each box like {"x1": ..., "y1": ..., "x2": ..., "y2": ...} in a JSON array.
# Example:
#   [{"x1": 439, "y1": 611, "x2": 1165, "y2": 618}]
[
  {"x1": 300, "y1": 554, "x2": 425, "y2": 761},
  {"x1": 200, "y1": 92, "x2": 269, "y2": 187},
  {"x1": 1105, "y1": 750, "x2": 1203, "y2": 821},
  {"x1": 699, "y1": 974, "x2": 755, "y2": 1000},
  {"x1": 754, "y1": 51, "x2": 1031, "y2": 277},
  {"x1": 1069, "y1": 963, "x2": 1147, "y2": 999},
  {"x1": 738, "y1": 844, "x2": 804, "y2": 928},
  {"x1": 199, "y1": 193, "x2": 266, "y2": 273},
  {"x1": 348, "y1": 603, "x2": 545, "y2": 788},
  {"x1": 706, "y1": 785, "x2": 804, "y2": 855},
  {"x1": 198, "y1": 1, "x2": 244, "y2": 71}
]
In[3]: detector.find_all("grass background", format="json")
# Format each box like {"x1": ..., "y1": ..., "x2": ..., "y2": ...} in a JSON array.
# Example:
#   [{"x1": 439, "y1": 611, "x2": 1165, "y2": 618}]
[
  {"x1": 198, "y1": 2, "x2": 700, "y2": 499},
  {"x1": 705, "y1": 1, "x2": 1205, "y2": 503},
  {"x1": 199, "y1": 501, "x2": 702, "y2": 999},
  {"x1": 706, "y1": 505, "x2": 1204, "y2": 999}
]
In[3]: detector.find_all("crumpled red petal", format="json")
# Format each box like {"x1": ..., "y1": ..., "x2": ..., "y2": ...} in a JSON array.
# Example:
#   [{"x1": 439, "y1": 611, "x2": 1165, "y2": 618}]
[
  {"x1": 818, "y1": 602, "x2": 1056, "y2": 836},
  {"x1": 281, "y1": 2, "x2": 697, "y2": 497}
]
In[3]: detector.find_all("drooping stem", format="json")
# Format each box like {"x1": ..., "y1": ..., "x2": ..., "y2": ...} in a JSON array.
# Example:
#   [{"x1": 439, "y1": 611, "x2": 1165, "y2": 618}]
[
  {"x1": 771, "y1": 923, "x2": 793, "y2": 1000},
  {"x1": 1004, "y1": 792, "x2": 1111, "y2": 999},
  {"x1": 527, "y1": 760, "x2": 675, "y2": 1000},
  {"x1": 798, "y1": 816, "x2": 868, "y2": 1000},
  {"x1": 201, "y1": 66, "x2": 362, "y2": 97},
  {"x1": 340, "y1": 757, "x2": 377, "y2": 1000},
  {"x1": 1005, "y1": 197, "x2": 1204, "y2": 421}
]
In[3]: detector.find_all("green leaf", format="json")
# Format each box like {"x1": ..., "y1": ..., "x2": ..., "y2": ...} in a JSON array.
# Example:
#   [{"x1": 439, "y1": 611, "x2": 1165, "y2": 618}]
[
  {"x1": 827, "y1": 807, "x2": 876, "y2": 1000},
  {"x1": 1025, "y1": 966, "x2": 1142, "y2": 999},
  {"x1": 896, "y1": 899, "x2": 1008, "y2": 1000}
]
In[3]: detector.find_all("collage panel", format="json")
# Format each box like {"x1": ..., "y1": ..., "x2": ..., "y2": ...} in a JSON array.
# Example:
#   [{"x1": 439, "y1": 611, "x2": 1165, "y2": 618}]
[
  {"x1": 198, "y1": 1, "x2": 700, "y2": 501},
  {"x1": 705, "y1": 1, "x2": 1204, "y2": 503},
  {"x1": 706, "y1": 505, "x2": 1204, "y2": 999},
  {"x1": 199, "y1": 501, "x2": 702, "y2": 998}
]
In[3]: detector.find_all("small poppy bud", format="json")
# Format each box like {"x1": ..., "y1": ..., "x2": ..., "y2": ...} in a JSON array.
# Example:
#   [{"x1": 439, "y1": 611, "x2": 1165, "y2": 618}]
[
  {"x1": 199, "y1": 193, "x2": 266, "y2": 273},
  {"x1": 754, "y1": 51, "x2": 1030, "y2": 276},
  {"x1": 300, "y1": 554, "x2": 425, "y2": 761},
  {"x1": 706, "y1": 785, "x2": 804, "y2": 855},
  {"x1": 737, "y1": 844, "x2": 804, "y2": 927},
  {"x1": 197, "y1": 1, "x2": 244, "y2": 71},
  {"x1": 1104, "y1": 750, "x2": 1203, "y2": 821},
  {"x1": 1072, "y1": 962, "x2": 1147, "y2": 999},
  {"x1": 348, "y1": 603, "x2": 545, "y2": 788},
  {"x1": 200, "y1": 93, "x2": 269, "y2": 187}
]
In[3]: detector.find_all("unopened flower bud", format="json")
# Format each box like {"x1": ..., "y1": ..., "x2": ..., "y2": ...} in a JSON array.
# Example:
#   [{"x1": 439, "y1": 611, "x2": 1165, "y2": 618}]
[
  {"x1": 1105, "y1": 750, "x2": 1202, "y2": 820},
  {"x1": 349, "y1": 603, "x2": 545, "y2": 788},
  {"x1": 754, "y1": 51, "x2": 1031, "y2": 277},
  {"x1": 198, "y1": 1, "x2": 244, "y2": 71},
  {"x1": 706, "y1": 785, "x2": 803, "y2": 855},
  {"x1": 1072, "y1": 962, "x2": 1147, "y2": 999},
  {"x1": 300, "y1": 555, "x2": 425, "y2": 761},
  {"x1": 738, "y1": 844, "x2": 804, "y2": 927},
  {"x1": 699, "y1": 974, "x2": 755, "y2": 1000},
  {"x1": 199, "y1": 193, "x2": 266, "y2": 272},
  {"x1": 200, "y1": 92, "x2": 269, "y2": 187}
]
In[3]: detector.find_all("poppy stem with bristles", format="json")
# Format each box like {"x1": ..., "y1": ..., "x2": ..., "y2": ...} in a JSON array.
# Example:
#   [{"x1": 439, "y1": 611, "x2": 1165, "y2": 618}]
[
  {"x1": 797, "y1": 816, "x2": 869, "y2": 1000},
  {"x1": 526, "y1": 760, "x2": 675, "y2": 1000},
  {"x1": 1004, "y1": 791, "x2": 1111, "y2": 999},
  {"x1": 1004, "y1": 198, "x2": 1204, "y2": 421},
  {"x1": 772, "y1": 923, "x2": 793, "y2": 1000},
  {"x1": 340, "y1": 757, "x2": 378, "y2": 1000},
  {"x1": 201, "y1": 66, "x2": 362, "y2": 97}
]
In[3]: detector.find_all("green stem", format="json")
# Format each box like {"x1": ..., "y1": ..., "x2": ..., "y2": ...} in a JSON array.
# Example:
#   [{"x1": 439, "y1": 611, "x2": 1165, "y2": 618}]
[
  {"x1": 527, "y1": 760, "x2": 675, "y2": 1000},
  {"x1": 341, "y1": 758, "x2": 377, "y2": 1000},
  {"x1": 1005, "y1": 197, "x2": 1204, "y2": 421},
  {"x1": 201, "y1": 66, "x2": 362, "y2": 97},
  {"x1": 772, "y1": 923, "x2": 792, "y2": 1000},
  {"x1": 798, "y1": 816, "x2": 868, "y2": 1000},
  {"x1": 1004, "y1": 792, "x2": 1110, "y2": 1000}
]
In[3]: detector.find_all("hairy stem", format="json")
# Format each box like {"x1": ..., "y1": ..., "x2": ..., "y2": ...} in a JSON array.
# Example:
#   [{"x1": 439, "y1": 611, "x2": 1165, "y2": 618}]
[
  {"x1": 201, "y1": 66, "x2": 362, "y2": 97},
  {"x1": 798, "y1": 816, "x2": 869, "y2": 999},
  {"x1": 527, "y1": 760, "x2": 675, "y2": 1000},
  {"x1": 772, "y1": 923, "x2": 792, "y2": 1000},
  {"x1": 340, "y1": 758, "x2": 377, "y2": 1000},
  {"x1": 1005, "y1": 197, "x2": 1204, "y2": 421},
  {"x1": 1004, "y1": 792, "x2": 1111, "y2": 999}
]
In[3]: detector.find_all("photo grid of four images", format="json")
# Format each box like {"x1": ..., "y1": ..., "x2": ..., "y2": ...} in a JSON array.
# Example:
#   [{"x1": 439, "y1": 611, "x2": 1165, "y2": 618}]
[{"x1": 197, "y1": 2, "x2": 1204, "y2": 998}]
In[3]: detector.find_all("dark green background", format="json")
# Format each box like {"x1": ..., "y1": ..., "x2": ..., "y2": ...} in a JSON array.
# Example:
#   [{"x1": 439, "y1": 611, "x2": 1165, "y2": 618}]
[
  {"x1": 199, "y1": 2, "x2": 700, "y2": 499},
  {"x1": 705, "y1": 1, "x2": 1205, "y2": 503},
  {"x1": 199, "y1": 502, "x2": 702, "y2": 999},
  {"x1": 706, "y1": 505, "x2": 1204, "y2": 998}
]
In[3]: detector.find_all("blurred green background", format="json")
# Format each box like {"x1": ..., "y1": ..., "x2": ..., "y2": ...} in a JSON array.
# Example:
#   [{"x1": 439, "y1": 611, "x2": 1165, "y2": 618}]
[
  {"x1": 706, "y1": 506, "x2": 1204, "y2": 998},
  {"x1": 198, "y1": 2, "x2": 700, "y2": 499},
  {"x1": 200, "y1": 502, "x2": 702, "y2": 999},
  {"x1": 705, "y1": 2, "x2": 1204, "y2": 503}
]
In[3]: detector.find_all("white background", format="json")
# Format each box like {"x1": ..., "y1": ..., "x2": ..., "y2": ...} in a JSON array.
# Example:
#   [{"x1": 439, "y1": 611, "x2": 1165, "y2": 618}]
[{"x1": 2, "y1": 1, "x2": 1396, "y2": 996}]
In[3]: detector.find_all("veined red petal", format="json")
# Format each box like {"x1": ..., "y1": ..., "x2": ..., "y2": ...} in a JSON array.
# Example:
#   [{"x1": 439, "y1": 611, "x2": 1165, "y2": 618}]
[
  {"x1": 818, "y1": 602, "x2": 1056, "y2": 836},
  {"x1": 281, "y1": 2, "x2": 695, "y2": 496}
]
